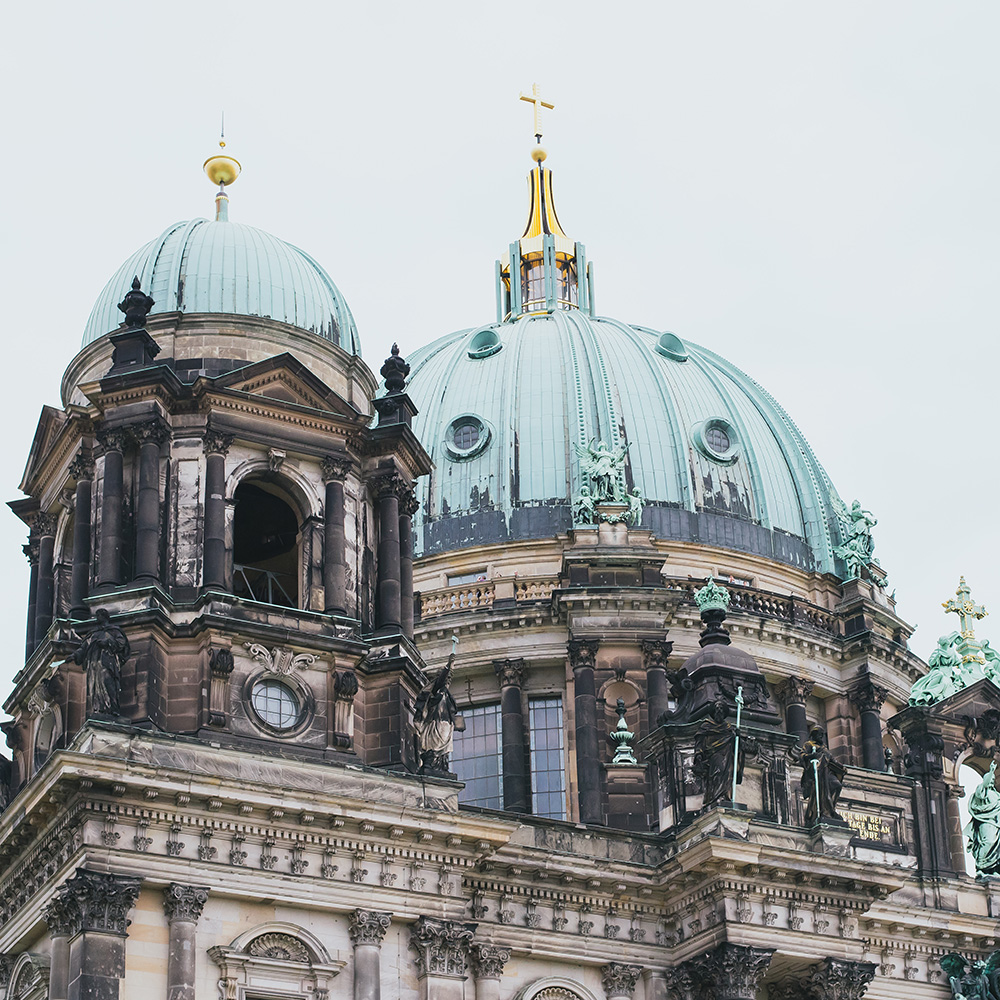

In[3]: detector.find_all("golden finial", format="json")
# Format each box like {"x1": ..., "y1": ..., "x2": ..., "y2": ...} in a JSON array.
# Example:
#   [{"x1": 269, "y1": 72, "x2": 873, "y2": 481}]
[
  {"x1": 203, "y1": 116, "x2": 241, "y2": 221},
  {"x1": 519, "y1": 83, "x2": 554, "y2": 163}
]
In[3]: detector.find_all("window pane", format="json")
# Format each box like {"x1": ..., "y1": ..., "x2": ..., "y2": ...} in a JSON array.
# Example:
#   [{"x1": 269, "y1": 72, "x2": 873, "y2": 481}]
[
  {"x1": 452, "y1": 704, "x2": 503, "y2": 809},
  {"x1": 529, "y1": 696, "x2": 566, "y2": 819}
]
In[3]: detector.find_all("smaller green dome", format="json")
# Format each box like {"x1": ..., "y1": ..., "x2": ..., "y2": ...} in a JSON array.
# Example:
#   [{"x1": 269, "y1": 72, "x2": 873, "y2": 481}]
[{"x1": 83, "y1": 219, "x2": 360, "y2": 353}]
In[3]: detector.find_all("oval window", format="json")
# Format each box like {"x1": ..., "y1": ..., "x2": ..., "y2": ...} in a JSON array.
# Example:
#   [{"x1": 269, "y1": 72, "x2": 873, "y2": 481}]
[
  {"x1": 250, "y1": 679, "x2": 301, "y2": 731},
  {"x1": 692, "y1": 417, "x2": 740, "y2": 465}
]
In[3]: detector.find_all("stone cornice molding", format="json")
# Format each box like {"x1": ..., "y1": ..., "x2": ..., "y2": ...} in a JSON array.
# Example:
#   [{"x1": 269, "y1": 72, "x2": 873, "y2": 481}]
[
  {"x1": 568, "y1": 638, "x2": 600, "y2": 671},
  {"x1": 493, "y1": 658, "x2": 525, "y2": 689},
  {"x1": 776, "y1": 676, "x2": 815, "y2": 708},
  {"x1": 469, "y1": 943, "x2": 511, "y2": 980},
  {"x1": 163, "y1": 883, "x2": 209, "y2": 923},
  {"x1": 348, "y1": 909, "x2": 392, "y2": 946},
  {"x1": 56, "y1": 868, "x2": 142, "y2": 937},
  {"x1": 409, "y1": 916, "x2": 476, "y2": 978}
]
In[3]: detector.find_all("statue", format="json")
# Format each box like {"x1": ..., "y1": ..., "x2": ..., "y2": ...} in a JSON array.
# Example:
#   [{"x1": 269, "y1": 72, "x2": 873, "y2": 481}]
[
  {"x1": 117, "y1": 276, "x2": 155, "y2": 329},
  {"x1": 909, "y1": 632, "x2": 967, "y2": 706},
  {"x1": 693, "y1": 701, "x2": 741, "y2": 807},
  {"x1": 413, "y1": 650, "x2": 464, "y2": 773},
  {"x1": 380, "y1": 343, "x2": 410, "y2": 393},
  {"x1": 833, "y1": 498, "x2": 877, "y2": 579},
  {"x1": 966, "y1": 762, "x2": 1000, "y2": 876},
  {"x1": 73, "y1": 608, "x2": 130, "y2": 717},
  {"x1": 940, "y1": 952, "x2": 1000, "y2": 1000},
  {"x1": 626, "y1": 487, "x2": 643, "y2": 525},
  {"x1": 573, "y1": 438, "x2": 630, "y2": 502},
  {"x1": 790, "y1": 725, "x2": 847, "y2": 826},
  {"x1": 572, "y1": 485, "x2": 596, "y2": 524},
  {"x1": 983, "y1": 641, "x2": 1000, "y2": 686}
]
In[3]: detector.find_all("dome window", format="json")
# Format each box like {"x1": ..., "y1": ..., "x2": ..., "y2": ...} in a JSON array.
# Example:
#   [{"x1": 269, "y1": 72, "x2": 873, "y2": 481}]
[
  {"x1": 654, "y1": 331, "x2": 688, "y2": 362},
  {"x1": 693, "y1": 418, "x2": 741, "y2": 465},
  {"x1": 250, "y1": 678, "x2": 301, "y2": 731},
  {"x1": 468, "y1": 328, "x2": 503, "y2": 359},
  {"x1": 445, "y1": 415, "x2": 491, "y2": 460}
]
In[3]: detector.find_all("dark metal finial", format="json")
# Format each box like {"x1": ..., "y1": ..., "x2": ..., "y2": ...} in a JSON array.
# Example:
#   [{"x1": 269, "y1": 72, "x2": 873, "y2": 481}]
[
  {"x1": 381, "y1": 342, "x2": 410, "y2": 394},
  {"x1": 117, "y1": 276, "x2": 155, "y2": 331}
]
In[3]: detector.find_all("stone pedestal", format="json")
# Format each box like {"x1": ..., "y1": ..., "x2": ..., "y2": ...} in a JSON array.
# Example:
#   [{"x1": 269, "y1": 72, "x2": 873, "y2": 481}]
[
  {"x1": 349, "y1": 909, "x2": 391, "y2": 1000},
  {"x1": 162, "y1": 884, "x2": 208, "y2": 1000},
  {"x1": 605, "y1": 764, "x2": 648, "y2": 832}
]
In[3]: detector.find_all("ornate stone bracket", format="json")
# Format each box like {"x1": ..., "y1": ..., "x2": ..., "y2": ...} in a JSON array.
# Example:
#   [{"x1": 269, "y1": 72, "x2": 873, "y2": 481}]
[
  {"x1": 334, "y1": 671, "x2": 359, "y2": 747},
  {"x1": 244, "y1": 643, "x2": 318, "y2": 676}
]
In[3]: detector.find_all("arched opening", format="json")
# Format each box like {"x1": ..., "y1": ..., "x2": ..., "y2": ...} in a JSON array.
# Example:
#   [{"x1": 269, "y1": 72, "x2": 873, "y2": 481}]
[{"x1": 233, "y1": 481, "x2": 300, "y2": 608}]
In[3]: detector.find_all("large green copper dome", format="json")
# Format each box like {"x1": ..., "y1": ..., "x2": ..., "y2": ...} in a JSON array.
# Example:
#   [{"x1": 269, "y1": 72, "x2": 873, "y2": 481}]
[
  {"x1": 405, "y1": 310, "x2": 849, "y2": 575},
  {"x1": 82, "y1": 218, "x2": 360, "y2": 354}
]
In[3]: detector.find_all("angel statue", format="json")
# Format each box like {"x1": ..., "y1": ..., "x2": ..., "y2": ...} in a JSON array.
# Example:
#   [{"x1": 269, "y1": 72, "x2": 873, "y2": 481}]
[{"x1": 574, "y1": 438, "x2": 630, "y2": 502}]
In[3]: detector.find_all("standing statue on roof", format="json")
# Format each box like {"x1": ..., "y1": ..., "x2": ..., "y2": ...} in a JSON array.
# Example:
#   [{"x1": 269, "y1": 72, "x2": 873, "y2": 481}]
[
  {"x1": 833, "y1": 498, "x2": 878, "y2": 580},
  {"x1": 574, "y1": 438, "x2": 630, "y2": 502},
  {"x1": 966, "y1": 762, "x2": 1000, "y2": 877}
]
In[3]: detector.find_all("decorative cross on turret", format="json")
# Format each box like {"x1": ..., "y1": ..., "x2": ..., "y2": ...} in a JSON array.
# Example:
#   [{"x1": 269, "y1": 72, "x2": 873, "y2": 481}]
[
  {"x1": 519, "y1": 83, "x2": 554, "y2": 143},
  {"x1": 944, "y1": 576, "x2": 989, "y2": 665}
]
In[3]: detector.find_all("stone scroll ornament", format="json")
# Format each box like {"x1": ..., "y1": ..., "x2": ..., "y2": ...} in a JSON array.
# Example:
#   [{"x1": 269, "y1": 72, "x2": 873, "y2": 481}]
[
  {"x1": 788, "y1": 725, "x2": 847, "y2": 827},
  {"x1": 966, "y1": 762, "x2": 1000, "y2": 877},
  {"x1": 571, "y1": 439, "x2": 642, "y2": 525},
  {"x1": 940, "y1": 951, "x2": 1000, "y2": 1000},
  {"x1": 413, "y1": 638, "x2": 464, "y2": 773},
  {"x1": 73, "y1": 608, "x2": 130, "y2": 717}
]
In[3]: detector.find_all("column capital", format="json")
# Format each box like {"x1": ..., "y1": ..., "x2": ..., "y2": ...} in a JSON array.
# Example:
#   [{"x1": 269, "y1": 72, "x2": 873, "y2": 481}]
[
  {"x1": 399, "y1": 483, "x2": 419, "y2": 517},
  {"x1": 162, "y1": 883, "x2": 209, "y2": 923},
  {"x1": 569, "y1": 638, "x2": 600, "y2": 671},
  {"x1": 33, "y1": 512, "x2": 58, "y2": 538},
  {"x1": 204, "y1": 429, "x2": 234, "y2": 456},
  {"x1": 96, "y1": 427, "x2": 130, "y2": 453},
  {"x1": 42, "y1": 893, "x2": 77, "y2": 937},
  {"x1": 806, "y1": 957, "x2": 877, "y2": 1000},
  {"x1": 640, "y1": 639, "x2": 673, "y2": 671},
  {"x1": 601, "y1": 963, "x2": 643, "y2": 1000},
  {"x1": 349, "y1": 909, "x2": 392, "y2": 946},
  {"x1": 776, "y1": 676, "x2": 815, "y2": 708},
  {"x1": 370, "y1": 470, "x2": 404, "y2": 501},
  {"x1": 69, "y1": 452, "x2": 96, "y2": 481},
  {"x1": 409, "y1": 916, "x2": 476, "y2": 978},
  {"x1": 682, "y1": 943, "x2": 773, "y2": 1000},
  {"x1": 469, "y1": 943, "x2": 511, "y2": 980},
  {"x1": 321, "y1": 455, "x2": 353, "y2": 483},
  {"x1": 56, "y1": 869, "x2": 142, "y2": 937},
  {"x1": 23, "y1": 536, "x2": 39, "y2": 565},
  {"x1": 849, "y1": 680, "x2": 889, "y2": 714},
  {"x1": 130, "y1": 419, "x2": 171, "y2": 446},
  {"x1": 493, "y1": 657, "x2": 525, "y2": 689}
]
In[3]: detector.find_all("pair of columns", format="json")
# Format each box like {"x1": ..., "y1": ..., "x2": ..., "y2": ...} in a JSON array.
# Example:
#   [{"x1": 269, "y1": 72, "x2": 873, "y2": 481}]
[{"x1": 370, "y1": 470, "x2": 418, "y2": 639}]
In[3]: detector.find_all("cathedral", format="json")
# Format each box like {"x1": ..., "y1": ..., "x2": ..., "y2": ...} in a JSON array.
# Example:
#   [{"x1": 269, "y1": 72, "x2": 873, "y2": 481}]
[{"x1": 2, "y1": 93, "x2": 1000, "y2": 1000}]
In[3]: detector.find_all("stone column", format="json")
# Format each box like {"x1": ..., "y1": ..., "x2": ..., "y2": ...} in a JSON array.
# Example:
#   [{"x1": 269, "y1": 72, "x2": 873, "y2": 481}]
[
  {"x1": 641, "y1": 639, "x2": 673, "y2": 730},
  {"x1": 162, "y1": 884, "x2": 209, "y2": 1000},
  {"x1": 372, "y1": 473, "x2": 401, "y2": 636},
  {"x1": 69, "y1": 454, "x2": 95, "y2": 619},
  {"x1": 42, "y1": 892, "x2": 75, "y2": 1000},
  {"x1": 602, "y1": 963, "x2": 642, "y2": 1000},
  {"x1": 806, "y1": 957, "x2": 876, "y2": 999},
  {"x1": 58, "y1": 868, "x2": 142, "y2": 1000},
  {"x1": 850, "y1": 680, "x2": 889, "y2": 770},
  {"x1": 946, "y1": 783, "x2": 968, "y2": 873},
  {"x1": 348, "y1": 909, "x2": 391, "y2": 1000},
  {"x1": 322, "y1": 456, "x2": 351, "y2": 616},
  {"x1": 399, "y1": 484, "x2": 419, "y2": 641},
  {"x1": 409, "y1": 916, "x2": 475, "y2": 1000},
  {"x1": 23, "y1": 530, "x2": 39, "y2": 659},
  {"x1": 677, "y1": 942, "x2": 773, "y2": 1000},
  {"x1": 469, "y1": 943, "x2": 510, "y2": 1000},
  {"x1": 34, "y1": 512, "x2": 58, "y2": 644},
  {"x1": 97, "y1": 428, "x2": 128, "y2": 588},
  {"x1": 776, "y1": 676, "x2": 814, "y2": 744},
  {"x1": 493, "y1": 658, "x2": 529, "y2": 813},
  {"x1": 569, "y1": 638, "x2": 603, "y2": 825},
  {"x1": 132, "y1": 421, "x2": 169, "y2": 584},
  {"x1": 203, "y1": 431, "x2": 233, "y2": 591}
]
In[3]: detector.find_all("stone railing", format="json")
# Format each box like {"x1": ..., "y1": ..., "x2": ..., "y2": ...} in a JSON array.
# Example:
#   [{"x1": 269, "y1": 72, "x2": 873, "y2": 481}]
[{"x1": 417, "y1": 576, "x2": 559, "y2": 619}]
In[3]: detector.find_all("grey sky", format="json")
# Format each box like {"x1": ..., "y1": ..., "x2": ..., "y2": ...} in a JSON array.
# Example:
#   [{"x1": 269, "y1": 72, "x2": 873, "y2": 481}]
[{"x1": 1, "y1": 2, "x2": 997, "y2": 700}]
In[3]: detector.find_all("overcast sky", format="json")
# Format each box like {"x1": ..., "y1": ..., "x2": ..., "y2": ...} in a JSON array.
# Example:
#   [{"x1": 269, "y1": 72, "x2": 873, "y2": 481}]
[{"x1": 1, "y1": 2, "x2": 997, "y2": 700}]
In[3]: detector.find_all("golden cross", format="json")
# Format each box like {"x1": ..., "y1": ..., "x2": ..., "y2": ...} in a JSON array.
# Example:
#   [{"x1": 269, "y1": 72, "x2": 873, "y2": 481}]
[
  {"x1": 519, "y1": 83, "x2": 554, "y2": 142},
  {"x1": 943, "y1": 576, "x2": 989, "y2": 638}
]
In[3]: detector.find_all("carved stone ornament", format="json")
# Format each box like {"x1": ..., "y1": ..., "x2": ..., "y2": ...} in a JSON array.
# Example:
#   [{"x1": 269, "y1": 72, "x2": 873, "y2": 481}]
[
  {"x1": 56, "y1": 869, "x2": 143, "y2": 937},
  {"x1": 601, "y1": 962, "x2": 643, "y2": 999},
  {"x1": 409, "y1": 916, "x2": 476, "y2": 978},
  {"x1": 348, "y1": 909, "x2": 391, "y2": 946},
  {"x1": 321, "y1": 455, "x2": 353, "y2": 482},
  {"x1": 96, "y1": 427, "x2": 130, "y2": 454},
  {"x1": 399, "y1": 483, "x2": 420, "y2": 517},
  {"x1": 247, "y1": 933, "x2": 311, "y2": 963},
  {"x1": 849, "y1": 680, "x2": 889, "y2": 715},
  {"x1": 204, "y1": 430, "x2": 234, "y2": 456},
  {"x1": 41, "y1": 894, "x2": 76, "y2": 937},
  {"x1": 0, "y1": 956, "x2": 12, "y2": 990},
  {"x1": 130, "y1": 419, "x2": 171, "y2": 446},
  {"x1": 806, "y1": 957, "x2": 877, "y2": 1000},
  {"x1": 32, "y1": 512, "x2": 58, "y2": 538},
  {"x1": 162, "y1": 883, "x2": 209, "y2": 923},
  {"x1": 662, "y1": 965, "x2": 699, "y2": 1000},
  {"x1": 493, "y1": 657, "x2": 525, "y2": 689},
  {"x1": 568, "y1": 638, "x2": 599, "y2": 671},
  {"x1": 469, "y1": 943, "x2": 510, "y2": 980},
  {"x1": 335, "y1": 670, "x2": 359, "y2": 699},
  {"x1": 370, "y1": 470, "x2": 404, "y2": 501},
  {"x1": 209, "y1": 648, "x2": 235, "y2": 676},
  {"x1": 68, "y1": 452, "x2": 95, "y2": 481},
  {"x1": 776, "y1": 675, "x2": 815, "y2": 708},
  {"x1": 962, "y1": 708, "x2": 1000, "y2": 759},
  {"x1": 244, "y1": 642, "x2": 318, "y2": 675},
  {"x1": 688, "y1": 943, "x2": 774, "y2": 1000},
  {"x1": 641, "y1": 639, "x2": 673, "y2": 671}
]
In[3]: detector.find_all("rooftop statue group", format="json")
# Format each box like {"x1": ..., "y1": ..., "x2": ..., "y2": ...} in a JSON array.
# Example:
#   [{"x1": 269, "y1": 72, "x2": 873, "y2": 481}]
[
  {"x1": 833, "y1": 497, "x2": 880, "y2": 582},
  {"x1": 940, "y1": 951, "x2": 1000, "y2": 1000},
  {"x1": 572, "y1": 439, "x2": 643, "y2": 526}
]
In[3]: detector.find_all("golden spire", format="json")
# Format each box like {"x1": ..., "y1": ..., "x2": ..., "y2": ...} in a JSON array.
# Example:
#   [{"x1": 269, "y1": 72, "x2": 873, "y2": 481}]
[
  {"x1": 203, "y1": 117, "x2": 241, "y2": 221},
  {"x1": 519, "y1": 83, "x2": 554, "y2": 164}
]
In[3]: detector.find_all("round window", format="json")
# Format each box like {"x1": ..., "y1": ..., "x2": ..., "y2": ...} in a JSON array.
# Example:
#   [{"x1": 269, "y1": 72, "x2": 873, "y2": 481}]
[
  {"x1": 692, "y1": 417, "x2": 740, "y2": 465},
  {"x1": 250, "y1": 679, "x2": 301, "y2": 731},
  {"x1": 444, "y1": 415, "x2": 491, "y2": 460}
]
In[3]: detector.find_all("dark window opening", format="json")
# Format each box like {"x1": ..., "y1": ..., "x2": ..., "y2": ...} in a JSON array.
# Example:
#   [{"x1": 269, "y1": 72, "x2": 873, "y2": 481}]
[
  {"x1": 705, "y1": 426, "x2": 731, "y2": 453},
  {"x1": 233, "y1": 481, "x2": 299, "y2": 608},
  {"x1": 453, "y1": 422, "x2": 480, "y2": 450}
]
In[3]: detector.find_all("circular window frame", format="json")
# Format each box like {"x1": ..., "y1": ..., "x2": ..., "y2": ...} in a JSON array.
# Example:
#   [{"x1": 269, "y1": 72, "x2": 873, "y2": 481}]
[
  {"x1": 654, "y1": 330, "x2": 688, "y2": 362},
  {"x1": 467, "y1": 327, "x2": 503, "y2": 359},
  {"x1": 692, "y1": 417, "x2": 741, "y2": 465},
  {"x1": 444, "y1": 414, "x2": 491, "y2": 461},
  {"x1": 243, "y1": 672, "x2": 313, "y2": 738}
]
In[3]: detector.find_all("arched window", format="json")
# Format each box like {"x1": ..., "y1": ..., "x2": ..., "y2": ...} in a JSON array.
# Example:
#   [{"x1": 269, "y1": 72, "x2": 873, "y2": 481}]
[{"x1": 233, "y1": 481, "x2": 300, "y2": 608}]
